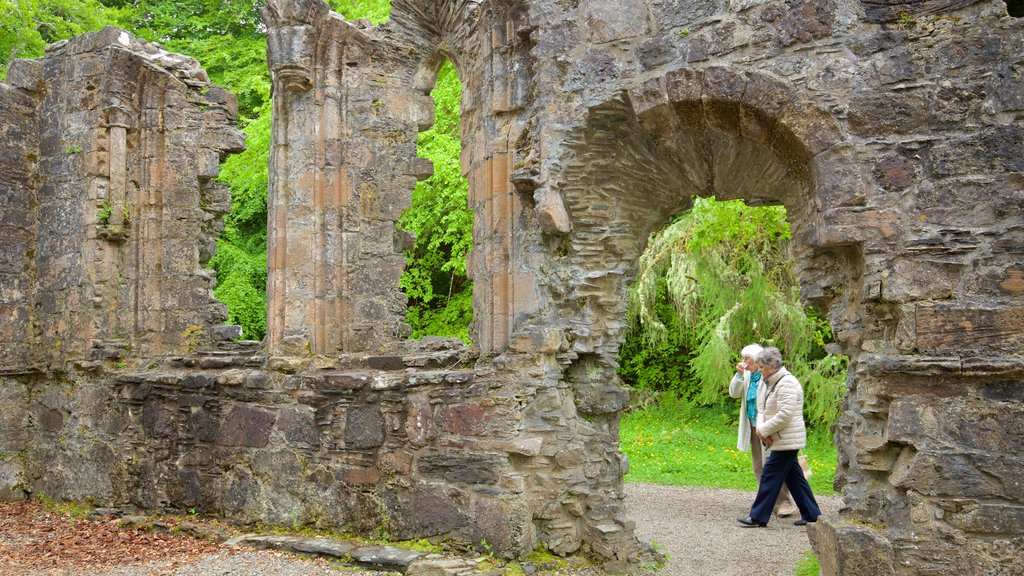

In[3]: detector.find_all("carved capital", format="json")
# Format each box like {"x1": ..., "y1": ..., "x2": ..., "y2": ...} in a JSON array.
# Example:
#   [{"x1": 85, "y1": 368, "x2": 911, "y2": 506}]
[
  {"x1": 104, "y1": 105, "x2": 133, "y2": 129},
  {"x1": 266, "y1": 25, "x2": 318, "y2": 94}
]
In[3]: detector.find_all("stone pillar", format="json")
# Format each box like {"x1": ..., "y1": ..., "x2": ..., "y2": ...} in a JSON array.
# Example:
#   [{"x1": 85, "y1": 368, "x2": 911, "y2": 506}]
[
  {"x1": 0, "y1": 60, "x2": 44, "y2": 373},
  {"x1": 264, "y1": 0, "x2": 426, "y2": 356},
  {"x1": 467, "y1": 11, "x2": 542, "y2": 354}
]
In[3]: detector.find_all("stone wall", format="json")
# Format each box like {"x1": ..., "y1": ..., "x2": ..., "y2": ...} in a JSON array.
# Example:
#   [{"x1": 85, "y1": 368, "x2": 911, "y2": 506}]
[
  {"x1": 0, "y1": 27, "x2": 245, "y2": 372},
  {"x1": 511, "y1": 0, "x2": 1024, "y2": 573},
  {"x1": 263, "y1": 0, "x2": 1024, "y2": 572},
  {"x1": 1, "y1": 1, "x2": 1023, "y2": 574},
  {"x1": 0, "y1": 65, "x2": 41, "y2": 373},
  {"x1": 8, "y1": 341, "x2": 541, "y2": 550}
]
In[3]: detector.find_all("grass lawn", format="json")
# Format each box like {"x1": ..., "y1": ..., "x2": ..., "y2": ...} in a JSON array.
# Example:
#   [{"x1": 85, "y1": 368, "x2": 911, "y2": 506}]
[{"x1": 619, "y1": 395, "x2": 838, "y2": 496}]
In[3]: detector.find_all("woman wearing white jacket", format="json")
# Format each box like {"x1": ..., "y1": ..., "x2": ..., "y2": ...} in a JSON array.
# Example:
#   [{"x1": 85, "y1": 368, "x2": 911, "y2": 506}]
[
  {"x1": 728, "y1": 344, "x2": 796, "y2": 516},
  {"x1": 736, "y1": 347, "x2": 822, "y2": 528}
]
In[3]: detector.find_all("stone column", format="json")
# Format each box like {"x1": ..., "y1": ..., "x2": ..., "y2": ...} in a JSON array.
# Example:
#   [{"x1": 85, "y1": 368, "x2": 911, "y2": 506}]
[{"x1": 264, "y1": 0, "x2": 430, "y2": 356}]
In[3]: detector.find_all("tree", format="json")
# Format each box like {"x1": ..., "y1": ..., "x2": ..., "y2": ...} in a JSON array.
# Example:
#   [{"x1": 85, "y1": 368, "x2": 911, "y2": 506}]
[
  {"x1": 621, "y1": 197, "x2": 846, "y2": 428},
  {"x1": 398, "y1": 61, "x2": 473, "y2": 342},
  {"x1": 0, "y1": 0, "x2": 122, "y2": 78}
]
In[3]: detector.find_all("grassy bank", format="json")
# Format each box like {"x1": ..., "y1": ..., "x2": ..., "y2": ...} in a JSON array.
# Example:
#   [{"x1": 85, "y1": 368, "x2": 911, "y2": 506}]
[{"x1": 620, "y1": 395, "x2": 838, "y2": 495}]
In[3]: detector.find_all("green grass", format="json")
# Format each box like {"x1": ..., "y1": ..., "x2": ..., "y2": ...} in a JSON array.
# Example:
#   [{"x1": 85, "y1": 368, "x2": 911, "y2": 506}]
[
  {"x1": 794, "y1": 551, "x2": 820, "y2": 575},
  {"x1": 620, "y1": 395, "x2": 838, "y2": 495}
]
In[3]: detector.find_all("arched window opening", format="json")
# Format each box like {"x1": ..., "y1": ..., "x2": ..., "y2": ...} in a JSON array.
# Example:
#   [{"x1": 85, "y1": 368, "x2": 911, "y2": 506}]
[
  {"x1": 398, "y1": 60, "x2": 474, "y2": 343},
  {"x1": 617, "y1": 197, "x2": 845, "y2": 490}
]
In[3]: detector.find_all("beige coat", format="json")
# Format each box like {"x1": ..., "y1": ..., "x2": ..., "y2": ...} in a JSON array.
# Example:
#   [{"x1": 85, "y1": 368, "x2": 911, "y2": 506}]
[
  {"x1": 755, "y1": 367, "x2": 807, "y2": 452},
  {"x1": 729, "y1": 370, "x2": 767, "y2": 452}
]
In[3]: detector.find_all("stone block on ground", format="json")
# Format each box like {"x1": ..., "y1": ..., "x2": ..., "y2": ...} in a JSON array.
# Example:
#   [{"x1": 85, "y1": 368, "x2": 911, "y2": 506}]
[{"x1": 349, "y1": 545, "x2": 425, "y2": 572}]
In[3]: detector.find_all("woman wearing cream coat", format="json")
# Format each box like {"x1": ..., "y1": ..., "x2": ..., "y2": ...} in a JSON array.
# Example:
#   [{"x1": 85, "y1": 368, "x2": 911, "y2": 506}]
[
  {"x1": 737, "y1": 346, "x2": 821, "y2": 527},
  {"x1": 728, "y1": 344, "x2": 796, "y2": 517}
]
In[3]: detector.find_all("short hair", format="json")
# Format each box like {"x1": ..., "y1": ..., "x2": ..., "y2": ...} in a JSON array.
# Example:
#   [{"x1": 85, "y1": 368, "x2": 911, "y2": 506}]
[
  {"x1": 740, "y1": 344, "x2": 763, "y2": 360},
  {"x1": 756, "y1": 347, "x2": 783, "y2": 370}
]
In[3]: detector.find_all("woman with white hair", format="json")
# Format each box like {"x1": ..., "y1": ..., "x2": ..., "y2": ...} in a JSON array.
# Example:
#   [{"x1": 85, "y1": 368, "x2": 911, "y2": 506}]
[
  {"x1": 728, "y1": 343, "x2": 796, "y2": 517},
  {"x1": 737, "y1": 346, "x2": 821, "y2": 527}
]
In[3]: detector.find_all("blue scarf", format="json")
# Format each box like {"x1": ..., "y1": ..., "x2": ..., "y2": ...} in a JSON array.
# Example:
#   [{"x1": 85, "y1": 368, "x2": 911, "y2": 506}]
[{"x1": 745, "y1": 371, "x2": 761, "y2": 424}]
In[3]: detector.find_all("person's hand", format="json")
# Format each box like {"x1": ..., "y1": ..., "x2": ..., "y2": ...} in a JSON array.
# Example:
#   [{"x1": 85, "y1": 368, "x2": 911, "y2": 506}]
[{"x1": 735, "y1": 361, "x2": 746, "y2": 375}]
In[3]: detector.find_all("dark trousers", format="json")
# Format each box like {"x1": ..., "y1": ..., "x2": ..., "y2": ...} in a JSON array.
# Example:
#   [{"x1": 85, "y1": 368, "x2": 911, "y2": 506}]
[{"x1": 749, "y1": 448, "x2": 821, "y2": 524}]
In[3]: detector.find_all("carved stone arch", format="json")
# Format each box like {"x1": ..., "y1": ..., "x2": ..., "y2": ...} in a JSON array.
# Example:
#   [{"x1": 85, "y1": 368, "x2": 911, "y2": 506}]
[
  {"x1": 627, "y1": 67, "x2": 844, "y2": 209},
  {"x1": 387, "y1": 0, "x2": 540, "y2": 354},
  {"x1": 549, "y1": 66, "x2": 859, "y2": 360},
  {"x1": 622, "y1": 66, "x2": 881, "y2": 349},
  {"x1": 390, "y1": 0, "x2": 485, "y2": 57}
]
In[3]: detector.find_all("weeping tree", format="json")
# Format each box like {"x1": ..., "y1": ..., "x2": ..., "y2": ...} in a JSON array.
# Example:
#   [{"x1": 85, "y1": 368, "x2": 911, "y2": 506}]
[{"x1": 619, "y1": 197, "x2": 846, "y2": 429}]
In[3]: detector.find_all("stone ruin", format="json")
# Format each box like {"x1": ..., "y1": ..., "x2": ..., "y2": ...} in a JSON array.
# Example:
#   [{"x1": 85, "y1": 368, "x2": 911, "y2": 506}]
[{"x1": 0, "y1": 0, "x2": 1022, "y2": 573}]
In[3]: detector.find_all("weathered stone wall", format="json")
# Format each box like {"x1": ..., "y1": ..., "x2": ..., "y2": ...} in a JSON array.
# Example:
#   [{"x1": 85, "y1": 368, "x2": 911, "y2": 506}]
[
  {"x1": 263, "y1": 0, "x2": 648, "y2": 564},
  {"x1": 264, "y1": 0, "x2": 1024, "y2": 572},
  {"x1": 0, "y1": 64, "x2": 42, "y2": 373},
  {"x1": 7, "y1": 341, "x2": 549, "y2": 553},
  {"x1": 0, "y1": 27, "x2": 245, "y2": 372},
  {"x1": 507, "y1": 0, "x2": 1024, "y2": 573}
]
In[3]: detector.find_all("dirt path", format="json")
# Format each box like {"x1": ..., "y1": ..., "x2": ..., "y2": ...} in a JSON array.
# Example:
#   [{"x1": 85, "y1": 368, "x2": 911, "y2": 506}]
[{"x1": 626, "y1": 483, "x2": 842, "y2": 576}]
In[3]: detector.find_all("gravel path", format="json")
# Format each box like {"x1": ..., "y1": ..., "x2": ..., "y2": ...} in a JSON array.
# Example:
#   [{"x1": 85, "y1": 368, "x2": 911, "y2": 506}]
[{"x1": 626, "y1": 484, "x2": 842, "y2": 576}]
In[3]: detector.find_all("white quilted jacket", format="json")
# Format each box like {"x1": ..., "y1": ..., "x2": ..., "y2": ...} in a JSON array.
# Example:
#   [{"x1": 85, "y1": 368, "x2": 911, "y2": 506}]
[{"x1": 755, "y1": 367, "x2": 807, "y2": 451}]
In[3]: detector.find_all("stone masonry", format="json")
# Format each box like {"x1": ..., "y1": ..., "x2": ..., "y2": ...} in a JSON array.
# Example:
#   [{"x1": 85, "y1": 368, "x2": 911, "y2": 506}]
[
  {"x1": 0, "y1": 1, "x2": 1023, "y2": 574},
  {"x1": 0, "y1": 26, "x2": 245, "y2": 369}
]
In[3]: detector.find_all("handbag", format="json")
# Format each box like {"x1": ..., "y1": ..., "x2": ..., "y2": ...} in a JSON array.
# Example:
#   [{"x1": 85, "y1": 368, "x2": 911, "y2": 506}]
[{"x1": 798, "y1": 455, "x2": 813, "y2": 479}]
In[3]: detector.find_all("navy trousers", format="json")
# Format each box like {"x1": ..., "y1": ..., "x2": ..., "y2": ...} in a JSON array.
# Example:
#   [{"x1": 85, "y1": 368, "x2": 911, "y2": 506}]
[{"x1": 749, "y1": 448, "x2": 821, "y2": 524}]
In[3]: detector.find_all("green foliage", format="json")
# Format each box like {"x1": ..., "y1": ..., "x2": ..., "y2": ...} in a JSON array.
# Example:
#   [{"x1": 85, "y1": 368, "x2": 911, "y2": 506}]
[
  {"x1": 793, "y1": 551, "x2": 820, "y2": 576},
  {"x1": 620, "y1": 395, "x2": 837, "y2": 495},
  {"x1": 209, "y1": 232, "x2": 267, "y2": 340},
  {"x1": 0, "y1": 0, "x2": 122, "y2": 79},
  {"x1": 617, "y1": 281, "x2": 692, "y2": 391},
  {"x1": 326, "y1": 0, "x2": 392, "y2": 24},
  {"x1": 398, "y1": 61, "x2": 473, "y2": 342},
  {"x1": 219, "y1": 106, "x2": 271, "y2": 237},
  {"x1": 96, "y1": 200, "x2": 113, "y2": 224},
  {"x1": 112, "y1": 0, "x2": 270, "y2": 120},
  {"x1": 621, "y1": 197, "x2": 846, "y2": 429},
  {"x1": 206, "y1": 103, "x2": 270, "y2": 340}
]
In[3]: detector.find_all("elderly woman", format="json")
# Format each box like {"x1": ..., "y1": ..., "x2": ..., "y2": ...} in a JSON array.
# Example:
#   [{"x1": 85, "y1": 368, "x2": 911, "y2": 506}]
[
  {"x1": 728, "y1": 344, "x2": 796, "y2": 517},
  {"x1": 737, "y1": 346, "x2": 821, "y2": 528}
]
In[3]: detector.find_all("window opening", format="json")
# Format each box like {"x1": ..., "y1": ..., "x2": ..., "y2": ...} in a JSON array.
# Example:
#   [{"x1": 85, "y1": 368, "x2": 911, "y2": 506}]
[{"x1": 398, "y1": 60, "x2": 474, "y2": 343}]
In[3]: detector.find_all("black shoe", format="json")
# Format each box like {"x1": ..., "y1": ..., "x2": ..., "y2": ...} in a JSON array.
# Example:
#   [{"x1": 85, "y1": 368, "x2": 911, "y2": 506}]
[
  {"x1": 737, "y1": 516, "x2": 767, "y2": 527},
  {"x1": 794, "y1": 517, "x2": 818, "y2": 526}
]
